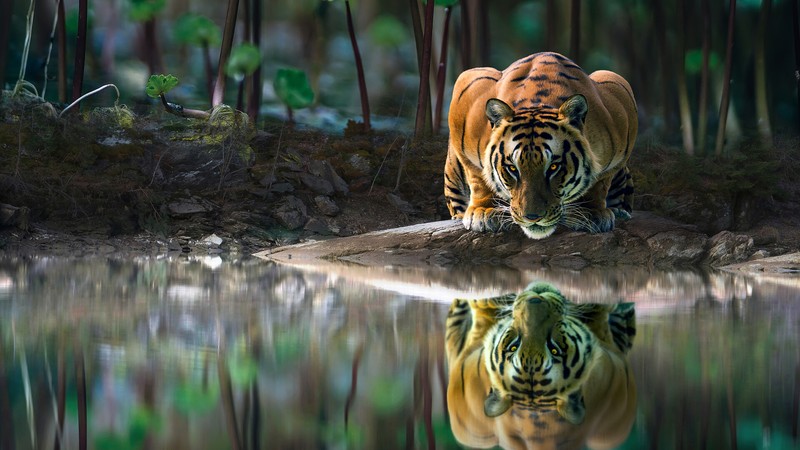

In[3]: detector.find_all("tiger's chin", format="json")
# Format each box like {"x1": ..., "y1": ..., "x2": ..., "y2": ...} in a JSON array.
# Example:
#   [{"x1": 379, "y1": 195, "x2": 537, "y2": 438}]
[{"x1": 518, "y1": 222, "x2": 557, "y2": 239}]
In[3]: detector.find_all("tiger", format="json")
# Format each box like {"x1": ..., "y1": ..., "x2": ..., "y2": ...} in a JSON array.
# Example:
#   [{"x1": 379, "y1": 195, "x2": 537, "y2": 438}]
[
  {"x1": 445, "y1": 282, "x2": 637, "y2": 450},
  {"x1": 444, "y1": 52, "x2": 638, "y2": 239}
]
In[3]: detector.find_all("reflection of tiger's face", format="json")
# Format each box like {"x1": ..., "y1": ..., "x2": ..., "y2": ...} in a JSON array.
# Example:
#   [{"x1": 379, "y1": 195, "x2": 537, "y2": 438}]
[
  {"x1": 445, "y1": 282, "x2": 637, "y2": 449},
  {"x1": 483, "y1": 284, "x2": 602, "y2": 422},
  {"x1": 483, "y1": 97, "x2": 597, "y2": 239}
]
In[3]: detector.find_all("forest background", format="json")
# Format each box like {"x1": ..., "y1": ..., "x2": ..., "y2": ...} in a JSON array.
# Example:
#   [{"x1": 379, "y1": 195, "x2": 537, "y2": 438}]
[{"x1": 2, "y1": 0, "x2": 797, "y2": 151}]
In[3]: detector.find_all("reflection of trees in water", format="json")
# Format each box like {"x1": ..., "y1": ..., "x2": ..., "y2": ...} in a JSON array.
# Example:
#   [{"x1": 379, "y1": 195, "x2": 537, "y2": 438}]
[
  {"x1": 1, "y1": 256, "x2": 798, "y2": 448},
  {"x1": 629, "y1": 287, "x2": 799, "y2": 449},
  {"x1": 0, "y1": 256, "x2": 454, "y2": 449}
]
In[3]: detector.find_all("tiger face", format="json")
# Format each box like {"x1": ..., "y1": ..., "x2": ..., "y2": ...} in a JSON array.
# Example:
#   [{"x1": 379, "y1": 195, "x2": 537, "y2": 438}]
[
  {"x1": 483, "y1": 96, "x2": 601, "y2": 239},
  {"x1": 444, "y1": 282, "x2": 637, "y2": 449},
  {"x1": 482, "y1": 283, "x2": 604, "y2": 423}
]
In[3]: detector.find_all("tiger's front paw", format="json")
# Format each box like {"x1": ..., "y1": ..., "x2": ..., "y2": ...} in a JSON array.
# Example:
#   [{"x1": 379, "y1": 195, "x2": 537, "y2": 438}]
[
  {"x1": 609, "y1": 207, "x2": 632, "y2": 221},
  {"x1": 566, "y1": 207, "x2": 616, "y2": 233},
  {"x1": 462, "y1": 206, "x2": 508, "y2": 233}
]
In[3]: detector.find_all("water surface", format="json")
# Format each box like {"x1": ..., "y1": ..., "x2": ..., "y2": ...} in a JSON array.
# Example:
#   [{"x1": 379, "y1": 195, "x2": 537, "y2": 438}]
[{"x1": 0, "y1": 255, "x2": 797, "y2": 449}]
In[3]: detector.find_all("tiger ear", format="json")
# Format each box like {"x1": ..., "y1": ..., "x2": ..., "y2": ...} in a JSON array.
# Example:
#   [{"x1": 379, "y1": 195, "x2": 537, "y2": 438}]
[
  {"x1": 484, "y1": 389, "x2": 512, "y2": 417},
  {"x1": 608, "y1": 302, "x2": 636, "y2": 354},
  {"x1": 557, "y1": 391, "x2": 586, "y2": 425},
  {"x1": 559, "y1": 94, "x2": 588, "y2": 130},
  {"x1": 485, "y1": 98, "x2": 514, "y2": 128}
]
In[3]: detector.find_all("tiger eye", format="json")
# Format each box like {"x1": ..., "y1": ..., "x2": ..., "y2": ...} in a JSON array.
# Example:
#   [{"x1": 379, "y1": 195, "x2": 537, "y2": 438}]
[
  {"x1": 551, "y1": 348, "x2": 558, "y2": 355},
  {"x1": 550, "y1": 163, "x2": 558, "y2": 171}
]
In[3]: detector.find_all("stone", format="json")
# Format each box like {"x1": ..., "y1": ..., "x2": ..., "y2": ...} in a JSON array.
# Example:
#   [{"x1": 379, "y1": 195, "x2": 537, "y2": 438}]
[
  {"x1": 299, "y1": 172, "x2": 335, "y2": 196},
  {"x1": 167, "y1": 198, "x2": 215, "y2": 216},
  {"x1": 272, "y1": 196, "x2": 308, "y2": 230},
  {"x1": 314, "y1": 195, "x2": 340, "y2": 216},
  {"x1": 645, "y1": 230, "x2": 708, "y2": 266},
  {"x1": 387, "y1": 193, "x2": 418, "y2": 215},
  {"x1": 202, "y1": 233, "x2": 223, "y2": 247},
  {"x1": 704, "y1": 231, "x2": 754, "y2": 266},
  {"x1": 309, "y1": 160, "x2": 349, "y2": 196},
  {"x1": 304, "y1": 217, "x2": 333, "y2": 235},
  {"x1": 269, "y1": 182, "x2": 295, "y2": 193}
]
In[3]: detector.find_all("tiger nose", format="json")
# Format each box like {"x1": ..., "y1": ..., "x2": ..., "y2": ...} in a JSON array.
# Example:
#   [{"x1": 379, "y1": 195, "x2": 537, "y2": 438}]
[{"x1": 524, "y1": 213, "x2": 542, "y2": 221}]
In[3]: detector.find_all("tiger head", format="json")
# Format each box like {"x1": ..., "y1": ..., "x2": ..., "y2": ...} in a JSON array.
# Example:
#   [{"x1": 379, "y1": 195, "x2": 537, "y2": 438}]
[
  {"x1": 482, "y1": 95, "x2": 602, "y2": 239},
  {"x1": 482, "y1": 282, "x2": 618, "y2": 424}
]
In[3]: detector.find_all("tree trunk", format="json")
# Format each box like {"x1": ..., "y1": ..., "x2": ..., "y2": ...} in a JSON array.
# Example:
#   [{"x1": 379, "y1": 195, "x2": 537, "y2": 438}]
[
  {"x1": 793, "y1": 0, "x2": 800, "y2": 132},
  {"x1": 434, "y1": 7, "x2": 453, "y2": 134},
  {"x1": 754, "y1": 0, "x2": 773, "y2": 143},
  {"x1": 414, "y1": 0, "x2": 435, "y2": 137},
  {"x1": 71, "y1": 0, "x2": 89, "y2": 102},
  {"x1": 346, "y1": 0, "x2": 371, "y2": 130},
  {"x1": 459, "y1": 0, "x2": 472, "y2": 70},
  {"x1": 56, "y1": 0, "x2": 67, "y2": 103},
  {"x1": 212, "y1": 0, "x2": 240, "y2": 107},
  {"x1": 546, "y1": 0, "x2": 557, "y2": 50},
  {"x1": 477, "y1": 0, "x2": 489, "y2": 65},
  {"x1": 653, "y1": 0, "x2": 673, "y2": 130},
  {"x1": 569, "y1": 0, "x2": 580, "y2": 61},
  {"x1": 697, "y1": 0, "x2": 711, "y2": 155},
  {"x1": 247, "y1": 0, "x2": 262, "y2": 122},
  {"x1": 715, "y1": 0, "x2": 736, "y2": 157},
  {"x1": 677, "y1": 0, "x2": 694, "y2": 155}
]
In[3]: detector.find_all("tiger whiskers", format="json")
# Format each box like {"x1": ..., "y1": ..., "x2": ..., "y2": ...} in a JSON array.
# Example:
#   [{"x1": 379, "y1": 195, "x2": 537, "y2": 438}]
[
  {"x1": 561, "y1": 203, "x2": 600, "y2": 233},
  {"x1": 492, "y1": 199, "x2": 515, "y2": 230}
]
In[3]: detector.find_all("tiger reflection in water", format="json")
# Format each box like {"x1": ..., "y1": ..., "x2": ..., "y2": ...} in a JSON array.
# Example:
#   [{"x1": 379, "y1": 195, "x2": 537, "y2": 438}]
[{"x1": 445, "y1": 282, "x2": 636, "y2": 450}]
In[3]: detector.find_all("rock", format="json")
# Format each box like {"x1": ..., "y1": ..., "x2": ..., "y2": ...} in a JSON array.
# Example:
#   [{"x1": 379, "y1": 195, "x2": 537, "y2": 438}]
[
  {"x1": 299, "y1": 172, "x2": 335, "y2": 196},
  {"x1": 202, "y1": 233, "x2": 223, "y2": 247},
  {"x1": 0, "y1": 203, "x2": 30, "y2": 231},
  {"x1": 273, "y1": 196, "x2": 308, "y2": 230},
  {"x1": 704, "y1": 231, "x2": 754, "y2": 266},
  {"x1": 309, "y1": 160, "x2": 349, "y2": 196},
  {"x1": 387, "y1": 193, "x2": 418, "y2": 215},
  {"x1": 314, "y1": 196, "x2": 340, "y2": 216},
  {"x1": 167, "y1": 197, "x2": 215, "y2": 216},
  {"x1": 269, "y1": 182, "x2": 295, "y2": 193},
  {"x1": 645, "y1": 230, "x2": 707, "y2": 266},
  {"x1": 347, "y1": 154, "x2": 372, "y2": 177},
  {"x1": 304, "y1": 217, "x2": 334, "y2": 235},
  {"x1": 259, "y1": 173, "x2": 277, "y2": 187}
]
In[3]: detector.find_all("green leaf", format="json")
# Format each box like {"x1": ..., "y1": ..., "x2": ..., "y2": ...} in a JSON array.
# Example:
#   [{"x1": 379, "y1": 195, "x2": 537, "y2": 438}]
[
  {"x1": 685, "y1": 49, "x2": 721, "y2": 75},
  {"x1": 128, "y1": 0, "x2": 166, "y2": 22},
  {"x1": 228, "y1": 353, "x2": 259, "y2": 387},
  {"x1": 273, "y1": 68, "x2": 315, "y2": 110},
  {"x1": 172, "y1": 381, "x2": 220, "y2": 415},
  {"x1": 145, "y1": 74, "x2": 179, "y2": 98},
  {"x1": 368, "y1": 15, "x2": 408, "y2": 48},
  {"x1": 173, "y1": 13, "x2": 221, "y2": 47},
  {"x1": 225, "y1": 44, "x2": 262, "y2": 79}
]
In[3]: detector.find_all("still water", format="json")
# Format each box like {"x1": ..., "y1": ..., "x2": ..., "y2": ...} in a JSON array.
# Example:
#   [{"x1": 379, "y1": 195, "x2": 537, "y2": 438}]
[{"x1": 0, "y1": 255, "x2": 798, "y2": 450}]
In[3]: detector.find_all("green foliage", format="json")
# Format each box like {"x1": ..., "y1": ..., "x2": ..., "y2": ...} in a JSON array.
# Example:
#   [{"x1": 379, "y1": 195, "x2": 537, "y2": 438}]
[
  {"x1": 422, "y1": 0, "x2": 460, "y2": 5},
  {"x1": 172, "y1": 381, "x2": 220, "y2": 415},
  {"x1": 173, "y1": 13, "x2": 221, "y2": 47},
  {"x1": 368, "y1": 16, "x2": 408, "y2": 47},
  {"x1": 145, "y1": 74, "x2": 179, "y2": 98},
  {"x1": 128, "y1": 0, "x2": 166, "y2": 22},
  {"x1": 94, "y1": 407, "x2": 162, "y2": 450},
  {"x1": 368, "y1": 377, "x2": 408, "y2": 414},
  {"x1": 685, "y1": 49, "x2": 721, "y2": 74},
  {"x1": 273, "y1": 68, "x2": 315, "y2": 110},
  {"x1": 227, "y1": 352, "x2": 258, "y2": 387},
  {"x1": 225, "y1": 44, "x2": 262, "y2": 80}
]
